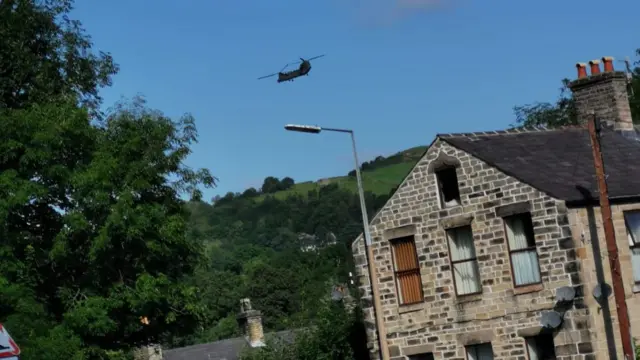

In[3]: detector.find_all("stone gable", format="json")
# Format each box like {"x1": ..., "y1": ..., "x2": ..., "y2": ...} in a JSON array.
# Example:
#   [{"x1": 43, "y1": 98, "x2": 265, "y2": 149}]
[{"x1": 352, "y1": 138, "x2": 593, "y2": 360}]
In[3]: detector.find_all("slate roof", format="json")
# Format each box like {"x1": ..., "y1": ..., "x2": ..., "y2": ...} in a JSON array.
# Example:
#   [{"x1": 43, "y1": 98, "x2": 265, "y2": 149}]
[
  {"x1": 162, "y1": 330, "x2": 295, "y2": 360},
  {"x1": 439, "y1": 127, "x2": 640, "y2": 204}
]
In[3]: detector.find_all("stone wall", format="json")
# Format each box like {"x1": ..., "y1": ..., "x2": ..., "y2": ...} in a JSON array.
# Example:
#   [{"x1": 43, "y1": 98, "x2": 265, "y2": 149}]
[
  {"x1": 352, "y1": 138, "x2": 593, "y2": 360},
  {"x1": 568, "y1": 203, "x2": 640, "y2": 360},
  {"x1": 132, "y1": 345, "x2": 162, "y2": 360}
]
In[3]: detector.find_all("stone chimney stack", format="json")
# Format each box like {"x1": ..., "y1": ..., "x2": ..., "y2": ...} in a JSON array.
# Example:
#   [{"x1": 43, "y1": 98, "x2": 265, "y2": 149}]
[
  {"x1": 133, "y1": 344, "x2": 162, "y2": 360},
  {"x1": 236, "y1": 298, "x2": 265, "y2": 348},
  {"x1": 569, "y1": 56, "x2": 634, "y2": 130}
]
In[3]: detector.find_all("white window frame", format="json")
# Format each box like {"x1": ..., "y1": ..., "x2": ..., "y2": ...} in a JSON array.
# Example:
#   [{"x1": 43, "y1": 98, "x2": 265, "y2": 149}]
[
  {"x1": 504, "y1": 213, "x2": 542, "y2": 287},
  {"x1": 447, "y1": 225, "x2": 481, "y2": 296}
]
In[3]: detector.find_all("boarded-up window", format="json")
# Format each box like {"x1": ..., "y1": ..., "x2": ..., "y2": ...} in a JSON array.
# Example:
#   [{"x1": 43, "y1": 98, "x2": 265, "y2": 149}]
[{"x1": 391, "y1": 236, "x2": 423, "y2": 305}]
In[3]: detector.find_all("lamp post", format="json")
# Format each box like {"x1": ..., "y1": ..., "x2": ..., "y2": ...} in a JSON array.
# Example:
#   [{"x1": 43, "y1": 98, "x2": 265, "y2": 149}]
[{"x1": 284, "y1": 124, "x2": 390, "y2": 360}]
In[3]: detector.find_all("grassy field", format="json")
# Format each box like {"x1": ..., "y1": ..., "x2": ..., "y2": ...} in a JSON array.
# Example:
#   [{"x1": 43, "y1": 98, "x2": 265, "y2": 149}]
[{"x1": 255, "y1": 146, "x2": 427, "y2": 201}]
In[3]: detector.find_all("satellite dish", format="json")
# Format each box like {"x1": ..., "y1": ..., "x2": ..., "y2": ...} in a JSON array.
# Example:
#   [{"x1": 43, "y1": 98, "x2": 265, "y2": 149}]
[
  {"x1": 592, "y1": 283, "x2": 612, "y2": 302},
  {"x1": 540, "y1": 311, "x2": 563, "y2": 329},
  {"x1": 556, "y1": 286, "x2": 576, "y2": 303}
]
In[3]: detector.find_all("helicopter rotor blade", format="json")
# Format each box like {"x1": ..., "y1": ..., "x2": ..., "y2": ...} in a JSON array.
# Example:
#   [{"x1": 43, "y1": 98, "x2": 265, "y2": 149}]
[
  {"x1": 306, "y1": 54, "x2": 326, "y2": 61},
  {"x1": 282, "y1": 60, "x2": 302, "y2": 68},
  {"x1": 280, "y1": 63, "x2": 293, "y2": 72},
  {"x1": 257, "y1": 73, "x2": 278, "y2": 80}
]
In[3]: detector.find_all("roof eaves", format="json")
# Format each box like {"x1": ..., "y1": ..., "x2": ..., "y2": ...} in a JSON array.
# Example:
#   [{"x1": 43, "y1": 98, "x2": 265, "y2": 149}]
[
  {"x1": 350, "y1": 137, "x2": 437, "y2": 247},
  {"x1": 436, "y1": 125, "x2": 586, "y2": 140}
]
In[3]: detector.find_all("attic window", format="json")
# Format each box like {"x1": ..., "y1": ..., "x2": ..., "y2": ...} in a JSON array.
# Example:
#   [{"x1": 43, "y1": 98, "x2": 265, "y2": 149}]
[{"x1": 436, "y1": 167, "x2": 461, "y2": 208}]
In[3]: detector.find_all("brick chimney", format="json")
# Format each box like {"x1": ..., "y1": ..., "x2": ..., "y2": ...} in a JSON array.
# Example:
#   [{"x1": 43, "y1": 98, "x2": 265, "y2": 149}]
[
  {"x1": 569, "y1": 56, "x2": 634, "y2": 130},
  {"x1": 236, "y1": 298, "x2": 265, "y2": 347}
]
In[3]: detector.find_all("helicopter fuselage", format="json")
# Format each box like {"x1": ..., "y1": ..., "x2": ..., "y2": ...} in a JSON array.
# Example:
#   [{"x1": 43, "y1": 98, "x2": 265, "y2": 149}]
[{"x1": 277, "y1": 61, "x2": 312, "y2": 82}]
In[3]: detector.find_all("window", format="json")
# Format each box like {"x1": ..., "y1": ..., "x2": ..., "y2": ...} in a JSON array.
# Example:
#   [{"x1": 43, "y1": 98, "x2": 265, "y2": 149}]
[
  {"x1": 447, "y1": 226, "x2": 481, "y2": 295},
  {"x1": 624, "y1": 211, "x2": 640, "y2": 284},
  {"x1": 409, "y1": 353, "x2": 434, "y2": 360},
  {"x1": 436, "y1": 167, "x2": 461, "y2": 208},
  {"x1": 466, "y1": 343, "x2": 493, "y2": 360},
  {"x1": 525, "y1": 333, "x2": 557, "y2": 360},
  {"x1": 504, "y1": 213, "x2": 541, "y2": 287},
  {"x1": 391, "y1": 236, "x2": 423, "y2": 305}
]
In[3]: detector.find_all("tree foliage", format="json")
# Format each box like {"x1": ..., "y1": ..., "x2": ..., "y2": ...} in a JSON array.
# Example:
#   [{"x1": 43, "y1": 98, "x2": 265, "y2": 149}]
[
  {"x1": 1, "y1": 98, "x2": 215, "y2": 359},
  {"x1": 0, "y1": 2, "x2": 215, "y2": 358},
  {"x1": 0, "y1": 0, "x2": 118, "y2": 116},
  {"x1": 513, "y1": 50, "x2": 640, "y2": 128},
  {"x1": 184, "y1": 182, "x2": 389, "y2": 346}
]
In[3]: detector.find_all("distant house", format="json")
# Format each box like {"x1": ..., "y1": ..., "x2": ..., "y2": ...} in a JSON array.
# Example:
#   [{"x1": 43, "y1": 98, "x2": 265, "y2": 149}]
[
  {"x1": 352, "y1": 58, "x2": 640, "y2": 359},
  {"x1": 299, "y1": 232, "x2": 338, "y2": 253},
  {"x1": 133, "y1": 299, "x2": 294, "y2": 360}
]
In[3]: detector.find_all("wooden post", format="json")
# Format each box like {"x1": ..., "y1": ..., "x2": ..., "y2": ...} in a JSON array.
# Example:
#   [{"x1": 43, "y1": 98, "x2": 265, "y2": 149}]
[{"x1": 587, "y1": 113, "x2": 634, "y2": 359}]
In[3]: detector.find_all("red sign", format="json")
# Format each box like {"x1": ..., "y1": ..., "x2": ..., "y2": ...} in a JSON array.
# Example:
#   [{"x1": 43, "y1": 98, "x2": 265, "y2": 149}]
[{"x1": 0, "y1": 324, "x2": 20, "y2": 358}]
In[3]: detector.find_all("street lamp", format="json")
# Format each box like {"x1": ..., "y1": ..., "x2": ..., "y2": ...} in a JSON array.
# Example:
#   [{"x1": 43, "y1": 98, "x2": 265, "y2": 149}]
[{"x1": 284, "y1": 124, "x2": 390, "y2": 360}]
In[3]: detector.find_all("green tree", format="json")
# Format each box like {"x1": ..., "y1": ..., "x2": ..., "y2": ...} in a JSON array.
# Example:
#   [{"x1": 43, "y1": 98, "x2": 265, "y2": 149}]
[
  {"x1": 0, "y1": 0, "x2": 118, "y2": 115},
  {"x1": 1, "y1": 98, "x2": 215, "y2": 359},
  {"x1": 261, "y1": 177, "x2": 280, "y2": 194},
  {"x1": 513, "y1": 49, "x2": 640, "y2": 128},
  {"x1": 279, "y1": 177, "x2": 295, "y2": 190}
]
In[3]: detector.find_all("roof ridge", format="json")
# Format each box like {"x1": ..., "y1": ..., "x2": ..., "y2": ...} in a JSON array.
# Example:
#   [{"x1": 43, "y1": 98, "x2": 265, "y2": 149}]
[{"x1": 437, "y1": 124, "x2": 585, "y2": 139}]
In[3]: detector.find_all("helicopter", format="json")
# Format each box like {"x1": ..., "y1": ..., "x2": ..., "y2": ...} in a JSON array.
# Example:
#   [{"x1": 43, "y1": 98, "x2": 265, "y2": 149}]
[{"x1": 258, "y1": 55, "x2": 325, "y2": 83}]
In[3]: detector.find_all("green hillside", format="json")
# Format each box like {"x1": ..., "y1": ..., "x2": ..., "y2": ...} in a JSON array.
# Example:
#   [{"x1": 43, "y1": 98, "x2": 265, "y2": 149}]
[{"x1": 256, "y1": 145, "x2": 427, "y2": 201}]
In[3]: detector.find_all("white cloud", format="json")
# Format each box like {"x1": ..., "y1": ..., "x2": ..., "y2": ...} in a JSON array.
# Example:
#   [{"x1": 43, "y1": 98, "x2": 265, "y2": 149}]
[{"x1": 339, "y1": 0, "x2": 456, "y2": 27}]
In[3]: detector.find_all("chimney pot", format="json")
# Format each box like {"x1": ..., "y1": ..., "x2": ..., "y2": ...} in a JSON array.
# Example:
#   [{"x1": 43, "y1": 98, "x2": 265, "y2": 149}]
[
  {"x1": 602, "y1": 56, "x2": 615, "y2": 72},
  {"x1": 576, "y1": 63, "x2": 588, "y2": 79},
  {"x1": 588, "y1": 60, "x2": 601, "y2": 75},
  {"x1": 569, "y1": 57, "x2": 634, "y2": 130}
]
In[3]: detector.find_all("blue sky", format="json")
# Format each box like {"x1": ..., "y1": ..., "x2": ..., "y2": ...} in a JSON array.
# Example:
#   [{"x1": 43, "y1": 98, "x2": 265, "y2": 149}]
[{"x1": 72, "y1": 0, "x2": 639, "y2": 200}]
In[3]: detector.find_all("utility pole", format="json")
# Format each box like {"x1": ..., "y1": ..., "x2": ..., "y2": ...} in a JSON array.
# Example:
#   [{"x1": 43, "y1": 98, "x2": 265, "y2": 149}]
[{"x1": 587, "y1": 113, "x2": 634, "y2": 360}]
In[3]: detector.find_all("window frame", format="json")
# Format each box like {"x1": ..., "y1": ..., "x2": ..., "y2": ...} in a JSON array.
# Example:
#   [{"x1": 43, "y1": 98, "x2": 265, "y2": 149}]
[
  {"x1": 503, "y1": 213, "x2": 543, "y2": 288},
  {"x1": 623, "y1": 211, "x2": 640, "y2": 285},
  {"x1": 524, "y1": 333, "x2": 557, "y2": 360},
  {"x1": 435, "y1": 166, "x2": 461, "y2": 209},
  {"x1": 465, "y1": 342, "x2": 494, "y2": 360},
  {"x1": 446, "y1": 225, "x2": 482, "y2": 296},
  {"x1": 390, "y1": 235, "x2": 424, "y2": 306}
]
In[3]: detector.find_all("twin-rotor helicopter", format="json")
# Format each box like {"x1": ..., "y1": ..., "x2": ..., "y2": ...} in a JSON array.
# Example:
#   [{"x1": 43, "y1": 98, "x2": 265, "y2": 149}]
[{"x1": 258, "y1": 54, "x2": 325, "y2": 83}]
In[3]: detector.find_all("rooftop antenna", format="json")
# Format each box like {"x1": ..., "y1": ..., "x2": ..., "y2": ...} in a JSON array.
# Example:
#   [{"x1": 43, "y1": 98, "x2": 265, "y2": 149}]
[{"x1": 620, "y1": 57, "x2": 635, "y2": 97}]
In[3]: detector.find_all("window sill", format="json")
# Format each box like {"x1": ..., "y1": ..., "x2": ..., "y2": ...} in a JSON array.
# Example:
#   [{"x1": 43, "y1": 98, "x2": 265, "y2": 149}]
[
  {"x1": 398, "y1": 301, "x2": 425, "y2": 314},
  {"x1": 513, "y1": 283, "x2": 544, "y2": 295},
  {"x1": 633, "y1": 284, "x2": 640, "y2": 294},
  {"x1": 455, "y1": 292, "x2": 483, "y2": 304}
]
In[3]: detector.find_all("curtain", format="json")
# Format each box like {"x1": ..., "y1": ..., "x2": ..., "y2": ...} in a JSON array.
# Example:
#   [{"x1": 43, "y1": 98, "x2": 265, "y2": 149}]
[
  {"x1": 449, "y1": 226, "x2": 480, "y2": 295},
  {"x1": 506, "y1": 216, "x2": 541, "y2": 286},
  {"x1": 467, "y1": 343, "x2": 494, "y2": 360},
  {"x1": 627, "y1": 212, "x2": 640, "y2": 245},
  {"x1": 624, "y1": 213, "x2": 640, "y2": 282},
  {"x1": 526, "y1": 338, "x2": 540, "y2": 360},
  {"x1": 632, "y1": 247, "x2": 640, "y2": 283}
]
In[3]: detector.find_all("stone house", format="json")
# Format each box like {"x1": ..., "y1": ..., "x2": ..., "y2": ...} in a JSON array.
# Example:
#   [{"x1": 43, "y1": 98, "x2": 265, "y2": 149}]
[{"x1": 352, "y1": 57, "x2": 640, "y2": 360}]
